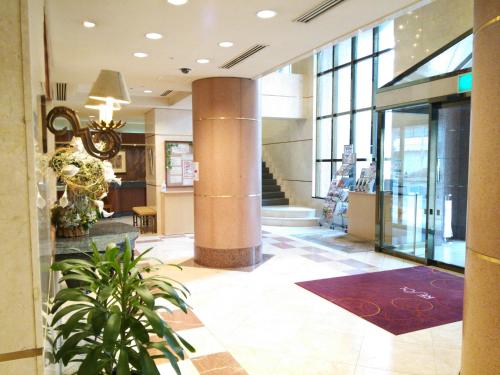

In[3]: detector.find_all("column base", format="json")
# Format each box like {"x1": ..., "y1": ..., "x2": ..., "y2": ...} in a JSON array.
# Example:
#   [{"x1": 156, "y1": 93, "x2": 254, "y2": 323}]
[{"x1": 194, "y1": 245, "x2": 262, "y2": 268}]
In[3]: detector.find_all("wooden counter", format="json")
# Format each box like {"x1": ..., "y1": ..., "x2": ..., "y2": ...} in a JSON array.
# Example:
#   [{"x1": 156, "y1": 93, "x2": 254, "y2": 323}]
[
  {"x1": 347, "y1": 191, "x2": 376, "y2": 241},
  {"x1": 159, "y1": 190, "x2": 194, "y2": 235}
]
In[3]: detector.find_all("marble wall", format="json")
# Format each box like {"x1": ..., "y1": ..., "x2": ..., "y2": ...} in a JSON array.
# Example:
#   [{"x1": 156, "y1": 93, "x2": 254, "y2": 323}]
[{"x1": 0, "y1": 0, "x2": 46, "y2": 373}]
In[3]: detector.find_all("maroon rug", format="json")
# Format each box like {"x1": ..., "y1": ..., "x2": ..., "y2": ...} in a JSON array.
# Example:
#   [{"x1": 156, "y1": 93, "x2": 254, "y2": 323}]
[{"x1": 296, "y1": 266, "x2": 464, "y2": 335}]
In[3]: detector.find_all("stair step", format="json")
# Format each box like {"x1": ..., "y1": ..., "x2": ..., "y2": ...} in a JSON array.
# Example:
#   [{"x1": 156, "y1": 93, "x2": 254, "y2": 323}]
[
  {"x1": 261, "y1": 206, "x2": 317, "y2": 218},
  {"x1": 262, "y1": 191, "x2": 285, "y2": 199},
  {"x1": 262, "y1": 198, "x2": 289, "y2": 206},
  {"x1": 263, "y1": 185, "x2": 280, "y2": 192},
  {"x1": 262, "y1": 216, "x2": 319, "y2": 227},
  {"x1": 262, "y1": 172, "x2": 273, "y2": 180},
  {"x1": 262, "y1": 178, "x2": 277, "y2": 185}
]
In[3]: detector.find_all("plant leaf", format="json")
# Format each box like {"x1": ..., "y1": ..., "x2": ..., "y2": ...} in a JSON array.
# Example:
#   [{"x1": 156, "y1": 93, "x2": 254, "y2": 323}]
[
  {"x1": 137, "y1": 306, "x2": 164, "y2": 337},
  {"x1": 139, "y1": 346, "x2": 161, "y2": 375},
  {"x1": 51, "y1": 304, "x2": 91, "y2": 326},
  {"x1": 129, "y1": 317, "x2": 149, "y2": 343},
  {"x1": 103, "y1": 312, "x2": 121, "y2": 349},
  {"x1": 116, "y1": 348, "x2": 131, "y2": 375},
  {"x1": 149, "y1": 342, "x2": 181, "y2": 375},
  {"x1": 77, "y1": 347, "x2": 99, "y2": 375},
  {"x1": 136, "y1": 287, "x2": 154, "y2": 309}
]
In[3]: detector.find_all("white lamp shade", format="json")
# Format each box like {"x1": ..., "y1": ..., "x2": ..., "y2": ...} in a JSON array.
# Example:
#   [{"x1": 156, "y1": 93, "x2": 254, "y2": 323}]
[
  {"x1": 88, "y1": 69, "x2": 131, "y2": 104},
  {"x1": 85, "y1": 98, "x2": 121, "y2": 110}
]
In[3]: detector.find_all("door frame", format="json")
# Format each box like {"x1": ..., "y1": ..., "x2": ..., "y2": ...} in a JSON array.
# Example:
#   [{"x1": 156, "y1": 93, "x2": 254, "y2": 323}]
[{"x1": 375, "y1": 93, "x2": 470, "y2": 273}]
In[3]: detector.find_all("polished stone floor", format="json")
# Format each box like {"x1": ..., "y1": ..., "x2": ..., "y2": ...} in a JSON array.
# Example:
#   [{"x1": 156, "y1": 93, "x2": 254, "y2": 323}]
[{"x1": 134, "y1": 224, "x2": 463, "y2": 375}]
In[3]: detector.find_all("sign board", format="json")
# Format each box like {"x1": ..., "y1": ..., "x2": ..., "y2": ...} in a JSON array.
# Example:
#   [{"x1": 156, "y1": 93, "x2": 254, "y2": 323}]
[{"x1": 458, "y1": 72, "x2": 472, "y2": 93}]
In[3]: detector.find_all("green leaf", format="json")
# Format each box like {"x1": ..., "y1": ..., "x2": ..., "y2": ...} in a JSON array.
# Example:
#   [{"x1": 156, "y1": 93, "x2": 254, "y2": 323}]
[
  {"x1": 103, "y1": 312, "x2": 121, "y2": 348},
  {"x1": 56, "y1": 331, "x2": 92, "y2": 365},
  {"x1": 149, "y1": 342, "x2": 181, "y2": 375},
  {"x1": 139, "y1": 346, "x2": 161, "y2": 375},
  {"x1": 116, "y1": 348, "x2": 131, "y2": 375},
  {"x1": 90, "y1": 309, "x2": 107, "y2": 336},
  {"x1": 60, "y1": 309, "x2": 91, "y2": 338},
  {"x1": 162, "y1": 327, "x2": 184, "y2": 359},
  {"x1": 53, "y1": 289, "x2": 96, "y2": 307},
  {"x1": 77, "y1": 347, "x2": 99, "y2": 375},
  {"x1": 60, "y1": 273, "x2": 95, "y2": 284},
  {"x1": 176, "y1": 333, "x2": 195, "y2": 353},
  {"x1": 129, "y1": 317, "x2": 149, "y2": 343},
  {"x1": 138, "y1": 306, "x2": 164, "y2": 337},
  {"x1": 51, "y1": 304, "x2": 91, "y2": 326},
  {"x1": 136, "y1": 287, "x2": 154, "y2": 309},
  {"x1": 126, "y1": 348, "x2": 141, "y2": 371}
]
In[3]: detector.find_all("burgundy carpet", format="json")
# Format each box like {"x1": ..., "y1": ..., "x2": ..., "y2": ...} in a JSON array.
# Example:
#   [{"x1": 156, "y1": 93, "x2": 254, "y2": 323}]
[{"x1": 296, "y1": 266, "x2": 464, "y2": 335}]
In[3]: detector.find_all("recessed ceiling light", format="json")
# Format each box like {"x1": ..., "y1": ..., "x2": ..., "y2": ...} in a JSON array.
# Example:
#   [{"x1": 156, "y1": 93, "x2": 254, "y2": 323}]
[
  {"x1": 133, "y1": 52, "x2": 148, "y2": 58},
  {"x1": 83, "y1": 21, "x2": 96, "y2": 28},
  {"x1": 89, "y1": 115, "x2": 95, "y2": 118},
  {"x1": 256, "y1": 10, "x2": 277, "y2": 19},
  {"x1": 196, "y1": 58, "x2": 210, "y2": 64},
  {"x1": 145, "y1": 32, "x2": 163, "y2": 40},
  {"x1": 144, "y1": 89, "x2": 153, "y2": 93},
  {"x1": 218, "y1": 41, "x2": 234, "y2": 48},
  {"x1": 167, "y1": 0, "x2": 188, "y2": 5}
]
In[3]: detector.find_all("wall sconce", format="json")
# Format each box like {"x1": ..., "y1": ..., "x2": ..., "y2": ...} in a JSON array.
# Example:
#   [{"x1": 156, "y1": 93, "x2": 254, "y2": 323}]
[{"x1": 46, "y1": 69, "x2": 131, "y2": 160}]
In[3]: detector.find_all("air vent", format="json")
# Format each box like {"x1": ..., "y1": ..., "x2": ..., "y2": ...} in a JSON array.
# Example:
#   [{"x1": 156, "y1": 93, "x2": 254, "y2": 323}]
[
  {"x1": 219, "y1": 44, "x2": 268, "y2": 69},
  {"x1": 294, "y1": 0, "x2": 345, "y2": 23},
  {"x1": 161, "y1": 89, "x2": 173, "y2": 97},
  {"x1": 55, "y1": 82, "x2": 67, "y2": 101}
]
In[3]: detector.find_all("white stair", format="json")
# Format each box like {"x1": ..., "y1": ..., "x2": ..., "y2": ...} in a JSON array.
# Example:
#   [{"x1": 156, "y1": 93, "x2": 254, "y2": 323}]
[{"x1": 262, "y1": 206, "x2": 319, "y2": 227}]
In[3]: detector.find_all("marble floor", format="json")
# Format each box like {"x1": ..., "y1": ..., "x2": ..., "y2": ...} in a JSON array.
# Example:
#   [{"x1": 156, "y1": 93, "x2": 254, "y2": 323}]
[{"x1": 134, "y1": 225, "x2": 463, "y2": 375}]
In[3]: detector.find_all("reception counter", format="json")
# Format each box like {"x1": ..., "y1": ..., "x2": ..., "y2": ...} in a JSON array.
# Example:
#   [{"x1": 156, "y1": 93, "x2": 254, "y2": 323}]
[{"x1": 159, "y1": 190, "x2": 194, "y2": 235}]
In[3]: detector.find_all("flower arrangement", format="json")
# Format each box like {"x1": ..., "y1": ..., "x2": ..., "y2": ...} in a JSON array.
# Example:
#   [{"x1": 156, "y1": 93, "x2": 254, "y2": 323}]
[{"x1": 49, "y1": 138, "x2": 121, "y2": 237}]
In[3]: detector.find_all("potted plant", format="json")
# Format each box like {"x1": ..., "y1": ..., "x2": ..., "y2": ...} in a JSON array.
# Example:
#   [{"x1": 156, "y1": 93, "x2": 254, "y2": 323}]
[{"x1": 50, "y1": 238, "x2": 195, "y2": 374}]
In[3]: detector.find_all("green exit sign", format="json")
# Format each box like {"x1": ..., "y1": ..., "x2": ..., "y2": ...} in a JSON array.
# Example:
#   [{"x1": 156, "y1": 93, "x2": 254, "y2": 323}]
[{"x1": 458, "y1": 72, "x2": 473, "y2": 93}]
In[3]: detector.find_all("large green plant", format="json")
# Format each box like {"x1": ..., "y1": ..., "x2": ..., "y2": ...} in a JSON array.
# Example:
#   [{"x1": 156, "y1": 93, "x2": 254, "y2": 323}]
[{"x1": 50, "y1": 239, "x2": 195, "y2": 375}]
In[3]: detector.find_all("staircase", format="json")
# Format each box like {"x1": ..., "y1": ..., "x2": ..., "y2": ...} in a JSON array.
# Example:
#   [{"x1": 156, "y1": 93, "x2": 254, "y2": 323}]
[{"x1": 262, "y1": 161, "x2": 289, "y2": 206}]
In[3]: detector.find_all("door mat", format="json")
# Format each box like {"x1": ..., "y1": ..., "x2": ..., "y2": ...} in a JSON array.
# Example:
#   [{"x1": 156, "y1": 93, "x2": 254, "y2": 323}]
[{"x1": 296, "y1": 266, "x2": 463, "y2": 335}]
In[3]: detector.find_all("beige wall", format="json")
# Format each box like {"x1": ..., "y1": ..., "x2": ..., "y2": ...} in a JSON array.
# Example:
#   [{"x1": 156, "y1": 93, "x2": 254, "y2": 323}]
[
  {"x1": 145, "y1": 108, "x2": 193, "y2": 232},
  {"x1": 0, "y1": 0, "x2": 45, "y2": 373},
  {"x1": 261, "y1": 56, "x2": 323, "y2": 210}
]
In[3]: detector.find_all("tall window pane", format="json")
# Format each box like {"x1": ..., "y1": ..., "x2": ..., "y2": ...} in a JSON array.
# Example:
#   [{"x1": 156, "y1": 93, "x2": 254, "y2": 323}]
[
  {"x1": 377, "y1": 50, "x2": 395, "y2": 87},
  {"x1": 356, "y1": 29, "x2": 373, "y2": 58},
  {"x1": 316, "y1": 162, "x2": 331, "y2": 197},
  {"x1": 318, "y1": 46, "x2": 333, "y2": 73},
  {"x1": 355, "y1": 59, "x2": 373, "y2": 109},
  {"x1": 317, "y1": 73, "x2": 332, "y2": 116},
  {"x1": 316, "y1": 118, "x2": 332, "y2": 159},
  {"x1": 333, "y1": 66, "x2": 351, "y2": 113},
  {"x1": 333, "y1": 115, "x2": 351, "y2": 159},
  {"x1": 335, "y1": 39, "x2": 352, "y2": 66},
  {"x1": 378, "y1": 20, "x2": 395, "y2": 51},
  {"x1": 354, "y1": 110, "x2": 372, "y2": 159}
]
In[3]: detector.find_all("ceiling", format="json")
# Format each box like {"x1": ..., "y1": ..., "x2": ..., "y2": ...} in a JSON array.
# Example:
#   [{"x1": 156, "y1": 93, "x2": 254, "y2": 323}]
[{"x1": 46, "y1": 0, "x2": 421, "y2": 121}]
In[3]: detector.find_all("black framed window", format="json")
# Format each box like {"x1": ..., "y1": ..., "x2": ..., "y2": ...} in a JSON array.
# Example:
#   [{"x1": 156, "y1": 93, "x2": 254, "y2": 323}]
[{"x1": 314, "y1": 20, "x2": 395, "y2": 198}]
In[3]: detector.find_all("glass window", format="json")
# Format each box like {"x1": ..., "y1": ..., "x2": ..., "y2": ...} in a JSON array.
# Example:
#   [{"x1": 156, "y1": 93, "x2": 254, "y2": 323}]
[
  {"x1": 316, "y1": 119, "x2": 332, "y2": 159},
  {"x1": 316, "y1": 162, "x2": 332, "y2": 197},
  {"x1": 334, "y1": 39, "x2": 352, "y2": 66},
  {"x1": 333, "y1": 115, "x2": 351, "y2": 159},
  {"x1": 318, "y1": 46, "x2": 333, "y2": 73},
  {"x1": 356, "y1": 29, "x2": 373, "y2": 58},
  {"x1": 378, "y1": 20, "x2": 395, "y2": 51},
  {"x1": 333, "y1": 66, "x2": 351, "y2": 113},
  {"x1": 377, "y1": 50, "x2": 395, "y2": 87},
  {"x1": 355, "y1": 59, "x2": 373, "y2": 109},
  {"x1": 317, "y1": 73, "x2": 332, "y2": 116},
  {"x1": 354, "y1": 110, "x2": 372, "y2": 159}
]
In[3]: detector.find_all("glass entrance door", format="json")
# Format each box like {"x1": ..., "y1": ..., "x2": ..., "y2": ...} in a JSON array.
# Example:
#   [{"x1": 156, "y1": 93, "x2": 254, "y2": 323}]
[
  {"x1": 380, "y1": 104, "x2": 430, "y2": 259},
  {"x1": 428, "y1": 101, "x2": 470, "y2": 267}
]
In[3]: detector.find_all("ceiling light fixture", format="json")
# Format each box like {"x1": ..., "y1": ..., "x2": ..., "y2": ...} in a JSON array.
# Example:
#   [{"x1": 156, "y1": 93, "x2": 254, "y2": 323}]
[
  {"x1": 144, "y1": 89, "x2": 153, "y2": 93},
  {"x1": 145, "y1": 32, "x2": 163, "y2": 40},
  {"x1": 167, "y1": 0, "x2": 188, "y2": 5},
  {"x1": 133, "y1": 52, "x2": 148, "y2": 58},
  {"x1": 83, "y1": 21, "x2": 96, "y2": 28},
  {"x1": 196, "y1": 58, "x2": 210, "y2": 64},
  {"x1": 256, "y1": 10, "x2": 277, "y2": 19},
  {"x1": 218, "y1": 41, "x2": 234, "y2": 48}
]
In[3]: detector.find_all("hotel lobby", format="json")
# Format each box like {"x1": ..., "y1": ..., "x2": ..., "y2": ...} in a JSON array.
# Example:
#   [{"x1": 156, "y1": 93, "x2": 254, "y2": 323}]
[{"x1": 1, "y1": 0, "x2": 499, "y2": 374}]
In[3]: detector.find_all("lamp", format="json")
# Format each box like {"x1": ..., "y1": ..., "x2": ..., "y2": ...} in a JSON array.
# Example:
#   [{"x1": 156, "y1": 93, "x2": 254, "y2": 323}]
[{"x1": 85, "y1": 98, "x2": 121, "y2": 123}]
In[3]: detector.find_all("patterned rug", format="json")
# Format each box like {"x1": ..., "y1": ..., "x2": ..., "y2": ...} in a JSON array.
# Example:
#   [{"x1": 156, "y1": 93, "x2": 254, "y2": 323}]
[{"x1": 297, "y1": 266, "x2": 464, "y2": 335}]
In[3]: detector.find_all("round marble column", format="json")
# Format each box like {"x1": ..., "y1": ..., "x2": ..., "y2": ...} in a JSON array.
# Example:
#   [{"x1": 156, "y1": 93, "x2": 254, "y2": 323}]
[
  {"x1": 192, "y1": 77, "x2": 262, "y2": 268},
  {"x1": 461, "y1": 1, "x2": 500, "y2": 374}
]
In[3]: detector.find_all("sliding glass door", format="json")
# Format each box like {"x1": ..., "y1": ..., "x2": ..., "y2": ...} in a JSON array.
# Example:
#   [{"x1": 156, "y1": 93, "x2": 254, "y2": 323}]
[{"x1": 379, "y1": 104, "x2": 430, "y2": 260}]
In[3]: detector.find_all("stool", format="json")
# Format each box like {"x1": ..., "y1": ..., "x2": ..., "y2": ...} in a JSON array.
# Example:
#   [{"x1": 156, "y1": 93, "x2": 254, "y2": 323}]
[{"x1": 132, "y1": 206, "x2": 157, "y2": 234}]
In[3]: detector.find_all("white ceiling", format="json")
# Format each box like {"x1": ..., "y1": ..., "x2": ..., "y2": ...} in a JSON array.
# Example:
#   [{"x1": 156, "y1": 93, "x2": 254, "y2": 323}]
[{"x1": 46, "y1": 0, "x2": 421, "y2": 121}]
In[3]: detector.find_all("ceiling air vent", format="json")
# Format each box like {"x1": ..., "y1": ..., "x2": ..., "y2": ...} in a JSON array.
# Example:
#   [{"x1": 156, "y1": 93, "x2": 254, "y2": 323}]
[
  {"x1": 160, "y1": 89, "x2": 173, "y2": 97},
  {"x1": 219, "y1": 44, "x2": 268, "y2": 69},
  {"x1": 55, "y1": 82, "x2": 67, "y2": 101},
  {"x1": 294, "y1": 0, "x2": 345, "y2": 23}
]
